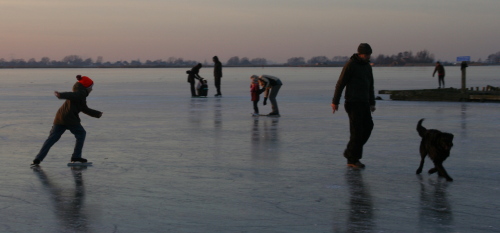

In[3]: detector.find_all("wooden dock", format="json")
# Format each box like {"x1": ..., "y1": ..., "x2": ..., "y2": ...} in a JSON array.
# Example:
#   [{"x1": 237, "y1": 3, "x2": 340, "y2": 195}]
[{"x1": 379, "y1": 86, "x2": 500, "y2": 102}]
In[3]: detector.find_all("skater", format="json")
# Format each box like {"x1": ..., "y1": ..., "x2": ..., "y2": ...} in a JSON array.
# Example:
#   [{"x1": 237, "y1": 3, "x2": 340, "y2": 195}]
[
  {"x1": 196, "y1": 78, "x2": 208, "y2": 97},
  {"x1": 187, "y1": 63, "x2": 203, "y2": 97},
  {"x1": 32, "y1": 75, "x2": 103, "y2": 166},
  {"x1": 331, "y1": 43, "x2": 376, "y2": 169},
  {"x1": 250, "y1": 75, "x2": 261, "y2": 116},
  {"x1": 213, "y1": 56, "x2": 223, "y2": 97},
  {"x1": 432, "y1": 61, "x2": 445, "y2": 88},
  {"x1": 258, "y1": 75, "x2": 282, "y2": 117}
]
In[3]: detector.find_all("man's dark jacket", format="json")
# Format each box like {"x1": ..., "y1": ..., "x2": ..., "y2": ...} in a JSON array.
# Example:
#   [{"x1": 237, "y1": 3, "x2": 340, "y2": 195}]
[
  {"x1": 53, "y1": 82, "x2": 102, "y2": 125},
  {"x1": 332, "y1": 54, "x2": 375, "y2": 106},
  {"x1": 214, "y1": 60, "x2": 222, "y2": 78},
  {"x1": 187, "y1": 66, "x2": 201, "y2": 83}
]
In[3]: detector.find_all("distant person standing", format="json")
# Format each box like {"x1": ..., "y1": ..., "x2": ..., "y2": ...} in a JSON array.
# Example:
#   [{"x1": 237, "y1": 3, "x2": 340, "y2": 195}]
[
  {"x1": 32, "y1": 75, "x2": 103, "y2": 166},
  {"x1": 213, "y1": 56, "x2": 223, "y2": 97},
  {"x1": 331, "y1": 43, "x2": 376, "y2": 169},
  {"x1": 432, "y1": 61, "x2": 446, "y2": 88},
  {"x1": 187, "y1": 63, "x2": 203, "y2": 97},
  {"x1": 258, "y1": 75, "x2": 282, "y2": 117}
]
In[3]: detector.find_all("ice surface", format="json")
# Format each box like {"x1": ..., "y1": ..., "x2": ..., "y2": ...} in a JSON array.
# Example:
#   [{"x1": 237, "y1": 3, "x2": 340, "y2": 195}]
[{"x1": 0, "y1": 67, "x2": 499, "y2": 232}]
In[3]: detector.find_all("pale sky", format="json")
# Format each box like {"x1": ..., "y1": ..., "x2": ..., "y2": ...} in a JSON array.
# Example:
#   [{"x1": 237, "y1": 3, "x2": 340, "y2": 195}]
[{"x1": 1, "y1": 0, "x2": 499, "y2": 63}]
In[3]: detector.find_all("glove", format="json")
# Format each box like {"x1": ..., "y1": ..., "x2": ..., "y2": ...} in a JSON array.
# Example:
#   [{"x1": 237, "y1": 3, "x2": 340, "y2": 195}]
[{"x1": 263, "y1": 97, "x2": 267, "y2": 105}]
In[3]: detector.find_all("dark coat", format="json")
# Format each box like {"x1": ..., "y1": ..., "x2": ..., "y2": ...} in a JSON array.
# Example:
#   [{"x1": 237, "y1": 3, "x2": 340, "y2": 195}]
[
  {"x1": 214, "y1": 60, "x2": 223, "y2": 78},
  {"x1": 433, "y1": 63, "x2": 445, "y2": 76},
  {"x1": 332, "y1": 54, "x2": 375, "y2": 106},
  {"x1": 53, "y1": 82, "x2": 102, "y2": 125},
  {"x1": 258, "y1": 75, "x2": 282, "y2": 98},
  {"x1": 250, "y1": 83, "x2": 260, "y2": 101},
  {"x1": 187, "y1": 66, "x2": 201, "y2": 83}
]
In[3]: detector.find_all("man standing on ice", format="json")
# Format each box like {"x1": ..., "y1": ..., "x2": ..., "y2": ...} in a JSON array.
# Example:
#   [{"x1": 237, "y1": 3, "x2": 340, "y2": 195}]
[
  {"x1": 432, "y1": 61, "x2": 446, "y2": 88},
  {"x1": 331, "y1": 43, "x2": 376, "y2": 169},
  {"x1": 32, "y1": 75, "x2": 103, "y2": 166},
  {"x1": 213, "y1": 56, "x2": 223, "y2": 97}
]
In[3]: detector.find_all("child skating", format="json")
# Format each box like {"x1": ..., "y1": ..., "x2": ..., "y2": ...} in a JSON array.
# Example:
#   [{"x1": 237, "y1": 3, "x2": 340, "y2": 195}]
[
  {"x1": 32, "y1": 75, "x2": 103, "y2": 166},
  {"x1": 250, "y1": 75, "x2": 261, "y2": 116}
]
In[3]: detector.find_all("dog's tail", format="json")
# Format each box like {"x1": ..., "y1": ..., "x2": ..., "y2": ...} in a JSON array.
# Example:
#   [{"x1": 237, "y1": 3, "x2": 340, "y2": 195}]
[{"x1": 417, "y1": 118, "x2": 426, "y2": 137}]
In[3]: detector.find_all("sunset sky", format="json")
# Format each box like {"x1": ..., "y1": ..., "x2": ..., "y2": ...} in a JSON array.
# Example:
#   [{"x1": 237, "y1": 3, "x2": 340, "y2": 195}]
[{"x1": 1, "y1": 0, "x2": 499, "y2": 63}]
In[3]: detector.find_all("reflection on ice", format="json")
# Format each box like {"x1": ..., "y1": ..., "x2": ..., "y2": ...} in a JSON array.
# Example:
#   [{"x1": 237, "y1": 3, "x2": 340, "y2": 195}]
[
  {"x1": 345, "y1": 169, "x2": 375, "y2": 233},
  {"x1": 251, "y1": 117, "x2": 280, "y2": 161},
  {"x1": 32, "y1": 167, "x2": 88, "y2": 232},
  {"x1": 418, "y1": 176, "x2": 454, "y2": 233}
]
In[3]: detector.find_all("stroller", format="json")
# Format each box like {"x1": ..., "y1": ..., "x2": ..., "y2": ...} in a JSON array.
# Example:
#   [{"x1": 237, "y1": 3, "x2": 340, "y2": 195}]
[{"x1": 196, "y1": 78, "x2": 208, "y2": 97}]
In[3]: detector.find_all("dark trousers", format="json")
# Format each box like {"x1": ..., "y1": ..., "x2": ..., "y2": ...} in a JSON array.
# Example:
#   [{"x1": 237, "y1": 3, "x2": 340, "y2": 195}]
[
  {"x1": 344, "y1": 102, "x2": 374, "y2": 163},
  {"x1": 268, "y1": 84, "x2": 281, "y2": 114},
  {"x1": 214, "y1": 77, "x2": 222, "y2": 95},
  {"x1": 438, "y1": 75, "x2": 445, "y2": 87},
  {"x1": 35, "y1": 124, "x2": 87, "y2": 161},
  {"x1": 189, "y1": 81, "x2": 196, "y2": 96},
  {"x1": 253, "y1": 100, "x2": 259, "y2": 114}
]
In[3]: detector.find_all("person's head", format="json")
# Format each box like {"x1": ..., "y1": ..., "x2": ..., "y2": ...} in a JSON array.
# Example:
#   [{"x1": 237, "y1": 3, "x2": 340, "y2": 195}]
[
  {"x1": 213, "y1": 56, "x2": 219, "y2": 62},
  {"x1": 258, "y1": 79, "x2": 266, "y2": 87},
  {"x1": 436, "y1": 61, "x2": 441, "y2": 65},
  {"x1": 77, "y1": 75, "x2": 94, "y2": 93},
  {"x1": 195, "y1": 63, "x2": 202, "y2": 69},
  {"x1": 357, "y1": 43, "x2": 372, "y2": 61},
  {"x1": 250, "y1": 75, "x2": 259, "y2": 83}
]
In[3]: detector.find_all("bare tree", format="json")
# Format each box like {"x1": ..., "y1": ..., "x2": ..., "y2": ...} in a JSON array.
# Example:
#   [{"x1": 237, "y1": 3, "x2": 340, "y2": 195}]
[
  {"x1": 287, "y1": 57, "x2": 306, "y2": 66},
  {"x1": 226, "y1": 56, "x2": 240, "y2": 66}
]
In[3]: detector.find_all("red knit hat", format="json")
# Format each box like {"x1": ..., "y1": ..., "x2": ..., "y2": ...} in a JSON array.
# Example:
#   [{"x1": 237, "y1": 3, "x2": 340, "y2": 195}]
[{"x1": 77, "y1": 75, "x2": 94, "y2": 88}]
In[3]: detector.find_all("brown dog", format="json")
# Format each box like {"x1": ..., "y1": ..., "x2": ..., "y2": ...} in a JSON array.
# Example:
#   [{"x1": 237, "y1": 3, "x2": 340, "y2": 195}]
[{"x1": 416, "y1": 119, "x2": 454, "y2": 181}]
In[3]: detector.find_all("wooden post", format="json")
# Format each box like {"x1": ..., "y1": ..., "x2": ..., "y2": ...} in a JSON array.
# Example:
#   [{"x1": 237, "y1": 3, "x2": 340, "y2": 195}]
[
  {"x1": 460, "y1": 61, "x2": 468, "y2": 101},
  {"x1": 461, "y1": 61, "x2": 468, "y2": 94}
]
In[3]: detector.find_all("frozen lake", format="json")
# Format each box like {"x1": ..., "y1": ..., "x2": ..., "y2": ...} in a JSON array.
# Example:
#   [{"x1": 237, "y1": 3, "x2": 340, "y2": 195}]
[{"x1": 1, "y1": 67, "x2": 499, "y2": 232}]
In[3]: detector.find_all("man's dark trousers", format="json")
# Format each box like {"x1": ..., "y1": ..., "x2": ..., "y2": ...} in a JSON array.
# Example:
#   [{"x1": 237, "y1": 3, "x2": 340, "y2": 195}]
[{"x1": 344, "y1": 102, "x2": 373, "y2": 163}]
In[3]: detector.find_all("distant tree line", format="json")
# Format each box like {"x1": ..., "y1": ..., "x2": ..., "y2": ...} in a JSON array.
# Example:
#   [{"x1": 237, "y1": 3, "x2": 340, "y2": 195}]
[
  {"x1": 286, "y1": 56, "x2": 349, "y2": 66},
  {"x1": 486, "y1": 51, "x2": 500, "y2": 64},
  {"x1": 373, "y1": 50, "x2": 435, "y2": 66},
  {"x1": 225, "y1": 56, "x2": 268, "y2": 66},
  {"x1": 0, "y1": 55, "x2": 198, "y2": 68},
  {"x1": 1, "y1": 50, "x2": 498, "y2": 68}
]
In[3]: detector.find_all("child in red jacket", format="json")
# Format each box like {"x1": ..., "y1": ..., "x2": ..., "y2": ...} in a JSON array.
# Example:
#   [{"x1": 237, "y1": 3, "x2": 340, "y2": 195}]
[{"x1": 250, "y1": 75, "x2": 261, "y2": 116}]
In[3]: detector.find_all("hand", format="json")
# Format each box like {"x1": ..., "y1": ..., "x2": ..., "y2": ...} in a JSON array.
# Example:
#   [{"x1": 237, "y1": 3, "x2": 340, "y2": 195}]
[
  {"x1": 331, "y1": 103, "x2": 338, "y2": 114},
  {"x1": 54, "y1": 91, "x2": 60, "y2": 98},
  {"x1": 263, "y1": 98, "x2": 267, "y2": 105},
  {"x1": 370, "y1": 105, "x2": 376, "y2": 113}
]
